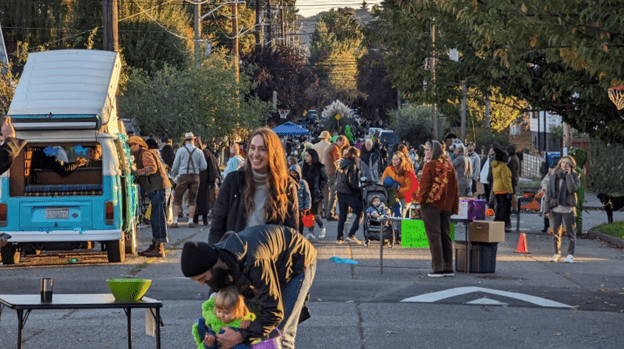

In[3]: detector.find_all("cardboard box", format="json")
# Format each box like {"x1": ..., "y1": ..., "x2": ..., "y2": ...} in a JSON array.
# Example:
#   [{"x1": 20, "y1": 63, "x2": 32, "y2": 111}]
[{"x1": 469, "y1": 220, "x2": 505, "y2": 243}]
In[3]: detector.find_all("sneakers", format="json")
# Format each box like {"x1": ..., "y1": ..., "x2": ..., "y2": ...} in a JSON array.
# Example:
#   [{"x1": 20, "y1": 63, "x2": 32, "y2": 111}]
[
  {"x1": 336, "y1": 239, "x2": 345, "y2": 245},
  {"x1": 428, "y1": 272, "x2": 444, "y2": 278},
  {"x1": 318, "y1": 227, "x2": 326, "y2": 239},
  {"x1": 564, "y1": 255, "x2": 574, "y2": 263},
  {"x1": 550, "y1": 254, "x2": 561, "y2": 262},
  {"x1": 346, "y1": 236, "x2": 362, "y2": 245},
  {"x1": 305, "y1": 233, "x2": 316, "y2": 240},
  {"x1": 326, "y1": 215, "x2": 339, "y2": 221},
  {"x1": 169, "y1": 223, "x2": 178, "y2": 228},
  {"x1": 443, "y1": 270, "x2": 455, "y2": 277},
  {"x1": 188, "y1": 222, "x2": 196, "y2": 228}
]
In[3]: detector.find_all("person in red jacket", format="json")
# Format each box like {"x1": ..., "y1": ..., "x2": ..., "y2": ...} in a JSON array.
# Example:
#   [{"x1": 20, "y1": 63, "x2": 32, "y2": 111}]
[{"x1": 415, "y1": 141, "x2": 460, "y2": 278}]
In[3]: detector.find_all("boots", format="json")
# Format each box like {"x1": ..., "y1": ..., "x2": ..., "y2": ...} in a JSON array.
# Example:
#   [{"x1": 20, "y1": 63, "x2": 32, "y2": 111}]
[
  {"x1": 138, "y1": 243, "x2": 156, "y2": 256},
  {"x1": 142, "y1": 243, "x2": 165, "y2": 258}
]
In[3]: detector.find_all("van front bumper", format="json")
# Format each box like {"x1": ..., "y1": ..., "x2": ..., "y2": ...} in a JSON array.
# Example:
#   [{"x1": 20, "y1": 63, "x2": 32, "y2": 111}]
[{"x1": 1, "y1": 229, "x2": 123, "y2": 243}]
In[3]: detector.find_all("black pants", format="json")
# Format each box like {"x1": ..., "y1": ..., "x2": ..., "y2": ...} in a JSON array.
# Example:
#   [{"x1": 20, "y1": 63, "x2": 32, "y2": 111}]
[
  {"x1": 337, "y1": 193, "x2": 363, "y2": 240},
  {"x1": 494, "y1": 193, "x2": 511, "y2": 229}
]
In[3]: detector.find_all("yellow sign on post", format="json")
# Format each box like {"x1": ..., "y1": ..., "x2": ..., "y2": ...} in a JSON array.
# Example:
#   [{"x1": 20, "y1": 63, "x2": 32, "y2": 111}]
[{"x1": 335, "y1": 113, "x2": 342, "y2": 120}]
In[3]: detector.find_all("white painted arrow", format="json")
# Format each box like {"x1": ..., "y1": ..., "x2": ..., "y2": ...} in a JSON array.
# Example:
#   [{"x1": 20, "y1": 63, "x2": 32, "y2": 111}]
[
  {"x1": 467, "y1": 297, "x2": 508, "y2": 306},
  {"x1": 401, "y1": 286, "x2": 573, "y2": 308}
]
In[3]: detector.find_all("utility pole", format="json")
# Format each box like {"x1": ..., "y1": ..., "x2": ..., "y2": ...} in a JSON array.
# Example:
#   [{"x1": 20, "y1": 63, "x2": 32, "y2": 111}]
[
  {"x1": 266, "y1": 0, "x2": 272, "y2": 45},
  {"x1": 485, "y1": 94, "x2": 491, "y2": 129},
  {"x1": 103, "y1": 0, "x2": 119, "y2": 52},
  {"x1": 194, "y1": 2, "x2": 201, "y2": 68},
  {"x1": 232, "y1": 1, "x2": 240, "y2": 82},
  {"x1": 280, "y1": 0, "x2": 285, "y2": 41},
  {"x1": 562, "y1": 122, "x2": 573, "y2": 155},
  {"x1": 431, "y1": 22, "x2": 438, "y2": 140},
  {"x1": 255, "y1": 0, "x2": 262, "y2": 47},
  {"x1": 461, "y1": 80, "x2": 467, "y2": 142}
]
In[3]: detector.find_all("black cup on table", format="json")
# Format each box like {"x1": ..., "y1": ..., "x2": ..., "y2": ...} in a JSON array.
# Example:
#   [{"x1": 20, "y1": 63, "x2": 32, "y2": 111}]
[{"x1": 41, "y1": 278, "x2": 53, "y2": 302}]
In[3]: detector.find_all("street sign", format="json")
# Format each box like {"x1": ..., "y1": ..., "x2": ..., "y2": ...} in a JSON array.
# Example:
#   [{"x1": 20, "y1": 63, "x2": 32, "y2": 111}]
[{"x1": 335, "y1": 113, "x2": 341, "y2": 120}]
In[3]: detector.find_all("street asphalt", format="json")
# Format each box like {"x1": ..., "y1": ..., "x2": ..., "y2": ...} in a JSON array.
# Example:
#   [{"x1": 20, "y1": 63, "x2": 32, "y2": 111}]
[{"x1": 0, "y1": 192, "x2": 623, "y2": 349}]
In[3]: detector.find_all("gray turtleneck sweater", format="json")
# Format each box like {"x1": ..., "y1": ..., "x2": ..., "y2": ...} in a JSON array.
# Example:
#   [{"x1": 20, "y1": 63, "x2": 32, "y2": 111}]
[{"x1": 246, "y1": 169, "x2": 268, "y2": 228}]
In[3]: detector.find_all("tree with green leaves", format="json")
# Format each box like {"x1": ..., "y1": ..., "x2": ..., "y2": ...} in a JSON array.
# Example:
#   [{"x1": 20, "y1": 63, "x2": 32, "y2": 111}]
[
  {"x1": 371, "y1": 0, "x2": 624, "y2": 144},
  {"x1": 119, "y1": 52, "x2": 271, "y2": 141},
  {"x1": 310, "y1": 8, "x2": 365, "y2": 104},
  {"x1": 387, "y1": 105, "x2": 448, "y2": 146}
]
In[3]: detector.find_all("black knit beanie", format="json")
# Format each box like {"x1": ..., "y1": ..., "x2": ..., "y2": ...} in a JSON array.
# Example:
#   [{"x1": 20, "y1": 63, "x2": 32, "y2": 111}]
[{"x1": 181, "y1": 241, "x2": 220, "y2": 277}]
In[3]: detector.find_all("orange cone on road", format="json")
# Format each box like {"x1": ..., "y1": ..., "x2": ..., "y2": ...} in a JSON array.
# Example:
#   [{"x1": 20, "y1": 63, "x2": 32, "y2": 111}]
[{"x1": 514, "y1": 233, "x2": 530, "y2": 253}]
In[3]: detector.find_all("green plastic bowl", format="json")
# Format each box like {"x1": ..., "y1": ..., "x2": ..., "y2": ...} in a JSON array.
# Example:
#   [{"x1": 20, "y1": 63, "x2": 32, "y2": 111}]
[{"x1": 106, "y1": 278, "x2": 152, "y2": 301}]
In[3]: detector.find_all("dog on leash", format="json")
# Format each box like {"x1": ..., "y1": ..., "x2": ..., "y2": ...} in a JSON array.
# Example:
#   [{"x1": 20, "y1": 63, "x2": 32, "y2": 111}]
[{"x1": 597, "y1": 193, "x2": 624, "y2": 224}]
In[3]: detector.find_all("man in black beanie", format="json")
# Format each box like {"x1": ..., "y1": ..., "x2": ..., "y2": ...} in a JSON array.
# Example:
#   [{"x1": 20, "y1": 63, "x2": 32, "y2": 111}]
[{"x1": 181, "y1": 225, "x2": 317, "y2": 349}]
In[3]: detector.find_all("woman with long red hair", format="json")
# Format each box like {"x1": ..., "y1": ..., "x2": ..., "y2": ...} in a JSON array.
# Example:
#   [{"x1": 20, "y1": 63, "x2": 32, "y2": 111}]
[{"x1": 208, "y1": 128, "x2": 299, "y2": 244}]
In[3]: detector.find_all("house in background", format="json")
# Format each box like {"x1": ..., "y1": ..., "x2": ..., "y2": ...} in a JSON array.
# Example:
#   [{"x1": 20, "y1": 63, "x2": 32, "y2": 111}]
[{"x1": 530, "y1": 110, "x2": 561, "y2": 152}]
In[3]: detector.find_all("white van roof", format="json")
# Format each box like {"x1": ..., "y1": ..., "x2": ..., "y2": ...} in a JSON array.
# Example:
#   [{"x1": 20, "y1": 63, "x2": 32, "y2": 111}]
[
  {"x1": 7, "y1": 49, "x2": 121, "y2": 127},
  {"x1": 16, "y1": 130, "x2": 116, "y2": 143}
]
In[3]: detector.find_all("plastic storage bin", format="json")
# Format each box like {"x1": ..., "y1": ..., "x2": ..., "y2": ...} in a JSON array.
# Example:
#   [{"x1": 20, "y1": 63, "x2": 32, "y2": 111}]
[{"x1": 454, "y1": 242, "x2": 498, "y2": 273}]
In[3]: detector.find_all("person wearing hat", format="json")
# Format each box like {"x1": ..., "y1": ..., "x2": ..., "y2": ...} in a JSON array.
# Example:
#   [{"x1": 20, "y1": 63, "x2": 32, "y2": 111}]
[
  {"x1": 289, "y1": 164, "x2": 312, "y2": 235},
  {"x1": 170, "y1": 132, "x2": 208, "y2": 228},
  {"x1": 127, "y1": 135, "x2": 173, "y2": 257},
  {"x1": 182, "y1": 225, "x2": 317, "y2": 349}
]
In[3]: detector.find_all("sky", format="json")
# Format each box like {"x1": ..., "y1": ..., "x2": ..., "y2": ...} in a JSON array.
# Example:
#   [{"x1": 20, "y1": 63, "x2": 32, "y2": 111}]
[{"x1": 296, "y1": 0, "x2": 384, "y2": 18}]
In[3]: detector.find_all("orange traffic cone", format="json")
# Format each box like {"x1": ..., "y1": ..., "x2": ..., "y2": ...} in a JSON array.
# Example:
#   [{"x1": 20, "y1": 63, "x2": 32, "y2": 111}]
[{"x1": 514, "y1": 233, "x2": 530, "y2": 253}]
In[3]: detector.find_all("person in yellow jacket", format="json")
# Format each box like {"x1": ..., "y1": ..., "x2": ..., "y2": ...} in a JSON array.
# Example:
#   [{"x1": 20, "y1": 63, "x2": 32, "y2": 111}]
[{"x1": 491, "y1": 147, "x2": 513, "y2": 232}]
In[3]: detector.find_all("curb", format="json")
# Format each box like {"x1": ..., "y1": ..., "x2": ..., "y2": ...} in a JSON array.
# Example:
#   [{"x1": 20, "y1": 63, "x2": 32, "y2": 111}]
[{"x1": 587, "y1": 229, "x2": 624, "y2": 248}]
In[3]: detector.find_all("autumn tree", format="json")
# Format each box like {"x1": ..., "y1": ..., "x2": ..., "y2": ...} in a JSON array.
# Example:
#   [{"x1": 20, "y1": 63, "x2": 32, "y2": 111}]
[
  {"x1": 310, "y1": 8, "x2": 365, "y2": 104},
  {"x1": 243, "y1": 44, "x2": 318, "y2": 121}
]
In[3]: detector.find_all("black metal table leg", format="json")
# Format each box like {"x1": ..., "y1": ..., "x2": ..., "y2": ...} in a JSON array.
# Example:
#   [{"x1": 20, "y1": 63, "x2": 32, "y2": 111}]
[
  {"x1": 465, "y1": 223, "x2": 471, "y2": 274},
  {"x1": 124, "y1": 307, "x2": 133, "y2": 349},
  {"x1": 155, "y1": 307, "x2": 162, "y2": 349},
  {"x1": 16, "y1": 308, "x2": 31, "y2": 349},
  {"x1": 17, "y1": 309, "x2": 23, "y2": 349}
]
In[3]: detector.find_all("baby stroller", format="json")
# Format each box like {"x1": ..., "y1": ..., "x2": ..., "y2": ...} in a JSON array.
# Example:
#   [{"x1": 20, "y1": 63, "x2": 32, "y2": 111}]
[{"x1": 362, "y1": 183, "x2": 395, "y2": 247}]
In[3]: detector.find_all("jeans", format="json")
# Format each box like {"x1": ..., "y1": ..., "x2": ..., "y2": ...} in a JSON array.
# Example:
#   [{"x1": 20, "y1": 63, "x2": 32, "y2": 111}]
[
  {"x1": 324, "y1": 174, "x2": 337, "y2": 216},
  {"x1": 337, "y1": 193, "x2": 363, "y2": 240},
  {"x1": 147, "y1": 188, "x2": 168, "y2": 243},
  {"x1": 278, "y1": 263, "x2": 316, "y2": 349}
]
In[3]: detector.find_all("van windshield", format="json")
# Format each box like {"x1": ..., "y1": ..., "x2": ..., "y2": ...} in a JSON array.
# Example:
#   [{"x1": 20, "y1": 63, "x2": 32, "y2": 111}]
[{"x1": 10, "y1": 143, "x2": 104, "y2": 197}]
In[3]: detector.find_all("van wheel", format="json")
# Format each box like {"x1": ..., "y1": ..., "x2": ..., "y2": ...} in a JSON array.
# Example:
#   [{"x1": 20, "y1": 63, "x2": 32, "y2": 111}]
[
  {"x1": 1, "y1": 243, "x2": 21, "y2": 264},
  {"x1": 23, "y1": 244, "x2": 41, "y2": 255},
  {"x1": 107, "y1": 237, "x2": 125, "y2": 263},
  {"x1": 124, "y1": 223, "x2": 138, "y2": 255}
]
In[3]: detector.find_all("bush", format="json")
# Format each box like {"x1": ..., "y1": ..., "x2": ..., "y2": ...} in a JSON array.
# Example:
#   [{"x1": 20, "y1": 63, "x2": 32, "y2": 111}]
[
  {"x1": 387, "y1": 105, "x2": 448, "y2": 146},
  {"x1": 590, "y1": 139, "x2": 624, "y2": 194}
]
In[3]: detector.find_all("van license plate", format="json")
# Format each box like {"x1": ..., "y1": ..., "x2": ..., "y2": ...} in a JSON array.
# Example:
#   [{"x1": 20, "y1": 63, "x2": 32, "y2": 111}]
[{"x1": 46, "y1": 208, "x2": 69, "y2": 219}]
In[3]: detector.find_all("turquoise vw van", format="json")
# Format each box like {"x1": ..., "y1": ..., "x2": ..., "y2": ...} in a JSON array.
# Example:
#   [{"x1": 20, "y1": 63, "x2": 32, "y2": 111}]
[{"x1": 0, "y1": 49, "x2": 139, "y2": 264}]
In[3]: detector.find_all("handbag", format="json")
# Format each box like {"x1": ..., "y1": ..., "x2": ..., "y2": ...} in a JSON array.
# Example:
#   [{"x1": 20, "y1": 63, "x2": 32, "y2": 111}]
[
  {"x1": 252, "y1": 328, "x2": 283, "y2": 349},
  {"x1": 301, "y1": 210, "x2": 315, "y2": 228}
]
